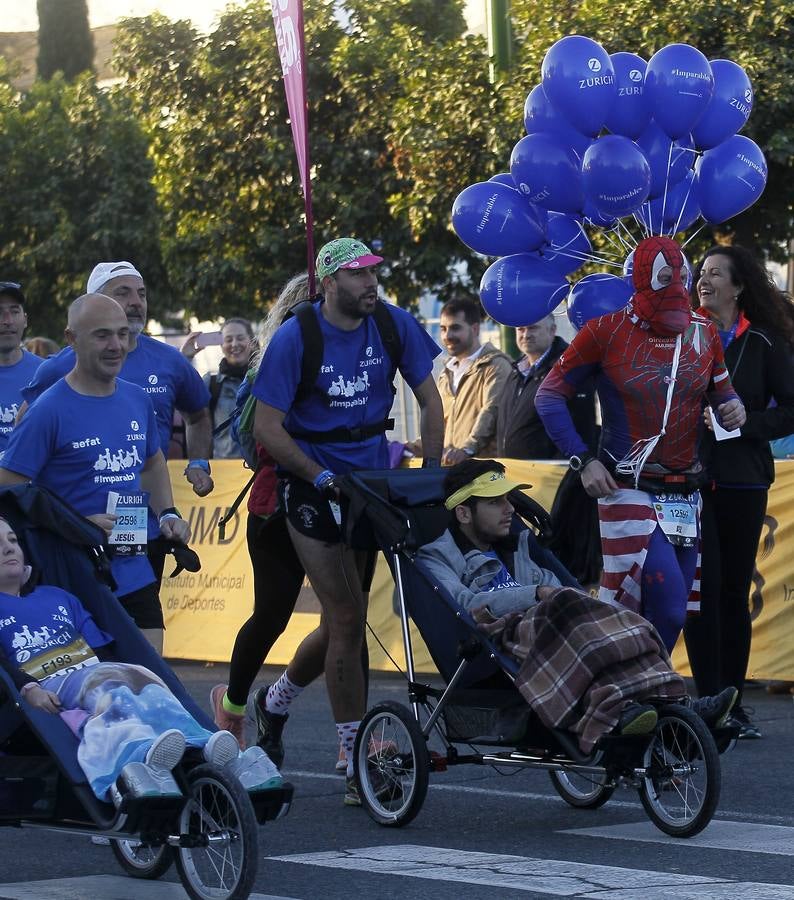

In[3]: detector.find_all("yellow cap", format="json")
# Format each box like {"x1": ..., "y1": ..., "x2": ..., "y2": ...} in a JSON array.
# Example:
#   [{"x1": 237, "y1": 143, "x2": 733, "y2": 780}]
[{"x1": 444, "y1": 469, "x2": 531, "y2": 510}]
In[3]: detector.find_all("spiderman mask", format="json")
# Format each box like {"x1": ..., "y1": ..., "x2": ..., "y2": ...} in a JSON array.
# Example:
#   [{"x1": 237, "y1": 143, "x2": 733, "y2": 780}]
[{"x1": 631, "y1": 236, "x2": 691, "y2": 336}]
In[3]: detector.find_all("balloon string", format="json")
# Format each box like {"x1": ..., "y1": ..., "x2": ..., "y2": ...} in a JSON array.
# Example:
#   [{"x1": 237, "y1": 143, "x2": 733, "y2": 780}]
[
  {"x1": 670, "y1": 178, "x2": 696, "y2": 237},
  {"x1": 682, "y1": 223, "x2": 707, "y2": 248},
  {"x1": 660, "y1": 141, "x2": 674, "y2": 235},
  {"x1": 547, "y1": 247, "x2": 623, "y2": 268},
  {"x1": 616, "y1": 218, "x2": 639, "y2": 247},
  {"x1": 599, "y1": 228, "x2": 627, "y2": 255}
]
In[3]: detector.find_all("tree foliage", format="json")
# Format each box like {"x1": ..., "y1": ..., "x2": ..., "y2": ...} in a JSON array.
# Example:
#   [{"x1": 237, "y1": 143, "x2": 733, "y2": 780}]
[
  {"x1": 0, "y1": 72, "x2": 163, "y2": 330},
  {"x1": 1, "y1": 0, "x2": 792, "y2": 329},
  {"x1": 37, "y1": 0, "x2": 95, "y2": 81}
]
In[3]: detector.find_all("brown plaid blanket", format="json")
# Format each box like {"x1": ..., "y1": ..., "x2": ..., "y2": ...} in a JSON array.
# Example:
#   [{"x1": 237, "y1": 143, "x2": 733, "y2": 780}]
[{"x1": 473, "y1": 586, "x2": 686, "y2": 752}]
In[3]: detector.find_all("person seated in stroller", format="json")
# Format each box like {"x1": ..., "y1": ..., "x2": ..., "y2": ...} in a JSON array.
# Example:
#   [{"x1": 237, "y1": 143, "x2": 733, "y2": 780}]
[
  {"x1": 416, "y1": 459, "x2": 737, "y2": 754},
  {"x1": 0, "y1": 517, "x2": 281, "y2": 805}
]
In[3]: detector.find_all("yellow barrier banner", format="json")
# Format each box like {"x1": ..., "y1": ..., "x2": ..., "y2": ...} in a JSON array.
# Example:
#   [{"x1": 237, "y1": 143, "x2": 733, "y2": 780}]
[{"x1": 163, "y1": 459, "x2": 794, "y2": 680}]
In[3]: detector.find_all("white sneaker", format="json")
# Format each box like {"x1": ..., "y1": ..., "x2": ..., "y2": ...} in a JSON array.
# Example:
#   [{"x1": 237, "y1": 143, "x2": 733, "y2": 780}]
[
  {"x1": 228, "y1": 746, "x2": 283, "y2": 791},
  {"x1": 203, "y1": 730, "x2": 240, "y2": 768},
  {"x1": 145, "y1": 728, "x2": 186, "y2": 772}
]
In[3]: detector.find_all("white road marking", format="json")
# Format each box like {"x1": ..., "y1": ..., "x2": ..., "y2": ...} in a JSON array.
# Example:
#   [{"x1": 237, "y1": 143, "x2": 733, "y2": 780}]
[
  {"x1": 287, "y1": 769, "x2": 794, "y2": 826},
  {"x1": 563, "y1": 820, "x2": 794, "y2": 855},
  {"x1": 0, "y1": 875, "x2": 296, "y2": 900},
  {"x1": 267, "y1": 844, "x2": 794, "y2": 898}
]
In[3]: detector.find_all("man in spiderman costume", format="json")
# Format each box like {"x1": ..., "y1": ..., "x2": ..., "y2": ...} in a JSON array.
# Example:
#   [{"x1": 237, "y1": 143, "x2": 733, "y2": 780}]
[{"x1": 535, "y1": 236, "x2": 746, "y2": 651}]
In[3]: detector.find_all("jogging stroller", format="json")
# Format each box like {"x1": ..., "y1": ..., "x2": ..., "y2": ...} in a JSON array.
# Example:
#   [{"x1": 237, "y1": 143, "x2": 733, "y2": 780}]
[
  {"x1": 0, "y1": 484, "x2": 292, "y2": 900},
  {"x1": 340, "y1": 467, "x2": 732, "y2": 839}
]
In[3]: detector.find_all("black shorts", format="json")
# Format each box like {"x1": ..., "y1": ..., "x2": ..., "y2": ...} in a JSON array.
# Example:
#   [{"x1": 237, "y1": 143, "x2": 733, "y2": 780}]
[
  {"x1": 279, "y1": 477, "x2": 378, "y2": 590},
  {"x1": 118, "y1": 582, "x2": 164, "y2": 630},
  {"x1": 279, "y1": 477, "x2": 345, "y2": 544}
]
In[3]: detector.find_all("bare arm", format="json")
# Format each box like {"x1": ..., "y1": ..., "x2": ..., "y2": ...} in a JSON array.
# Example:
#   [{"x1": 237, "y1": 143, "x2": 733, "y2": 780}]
[
  {"x1": 14, "y1": 400, "x2": 28, "y2": 425},
  {"x1": 182, "y1": 406, "x2": 214, "y2": 496},
  {"x1": 0, "y1": 468, "x2": 30, "y2": 486},
  {"x1": 254, "y1": 400, "x2": 325, "y2": 483},
  {"x1": 412, "y1": 374, "x2": 444, "y2": 462}
]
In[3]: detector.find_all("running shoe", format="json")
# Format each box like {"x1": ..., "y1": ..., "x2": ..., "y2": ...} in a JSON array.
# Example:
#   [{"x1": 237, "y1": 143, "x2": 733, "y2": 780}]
[
  {"x1": 616, "y1": 702, "x2": 658, "y2": 736},
  {"x1": 687, "y1": 686, "x2": 738, "y2": 728},
  {"x1": 251, "y1": 686, "x2": 287, "y2": 768},
  {"x1": 728, "y1": 705, "x2": 762, "y2": 739},
  {"x1": 203, "y1": 730, "x2": 241, "y2": 767},
  {"x1": 144, "y1": 728, "x2": 186, "y2": 771},
  {"x1": 210, "y1": 683, "x2": 246, "y2": 748}
]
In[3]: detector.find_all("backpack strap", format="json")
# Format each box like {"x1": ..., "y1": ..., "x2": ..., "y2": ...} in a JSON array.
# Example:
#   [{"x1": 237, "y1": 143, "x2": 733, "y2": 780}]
[
  {"x1": 208, "y1": 373, "x2": 222, "y2": 415},
  {"x1": 372, "y1": 299, "x2": 403, "y2": 379},
  {"x1": 290, "y1": 300, "x2": 323, "y2": 404}
]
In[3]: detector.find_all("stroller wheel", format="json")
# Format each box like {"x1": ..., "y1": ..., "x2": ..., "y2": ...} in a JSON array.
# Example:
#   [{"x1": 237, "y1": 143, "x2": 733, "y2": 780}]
[
  {"x1": 549, "y1": 768, "x2": 614, "y2": 809},
  {"x1": 174, "y1": 763, "x2": 258, "y2": 900},
  {"x1": 111, "y1": 838, "x2": 173, "y2": 879},
  {"x1": 354, "y1": 701, "x2": 429, "y2": 827},
  {"x1": 638, "y1": 704, "x2": 721, "y2": 838}
]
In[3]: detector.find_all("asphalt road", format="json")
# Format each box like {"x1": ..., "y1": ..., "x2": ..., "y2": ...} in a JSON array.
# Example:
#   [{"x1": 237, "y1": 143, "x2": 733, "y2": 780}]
[{"x1": 2, "y1": 663, "x2": 793, "y2": 900}]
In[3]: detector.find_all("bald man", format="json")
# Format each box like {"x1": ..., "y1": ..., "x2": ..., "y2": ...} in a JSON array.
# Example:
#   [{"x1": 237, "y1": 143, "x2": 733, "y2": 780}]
[{"x1": 0, "y1": 294, "x2": 189, "y2": 652}]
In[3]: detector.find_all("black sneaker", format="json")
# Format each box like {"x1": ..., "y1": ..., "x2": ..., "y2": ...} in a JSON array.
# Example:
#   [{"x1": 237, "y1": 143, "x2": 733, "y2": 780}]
[
  {"x1": 688, "y1": 686, "x2": 738, "y2": 728},
  {"x1": 729, "y1": 704, "x2": 761, "y2": 739},
  {"x1": 616, "y1": 701, "x2": 658, "y2": 736},
  {"x1": 251, "y1": 686, "x2": 287, "y2": 767}
]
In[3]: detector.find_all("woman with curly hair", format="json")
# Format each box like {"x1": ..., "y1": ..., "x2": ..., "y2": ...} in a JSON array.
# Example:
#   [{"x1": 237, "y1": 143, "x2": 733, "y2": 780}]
[{"x1": 684, "y1": 245, "x2": 794, "y2": 739}]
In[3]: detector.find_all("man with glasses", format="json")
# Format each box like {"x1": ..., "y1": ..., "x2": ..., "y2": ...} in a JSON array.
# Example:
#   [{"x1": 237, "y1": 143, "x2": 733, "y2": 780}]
[{"x1": 0, "y1": 282, "x2": 43, "y2": 452}]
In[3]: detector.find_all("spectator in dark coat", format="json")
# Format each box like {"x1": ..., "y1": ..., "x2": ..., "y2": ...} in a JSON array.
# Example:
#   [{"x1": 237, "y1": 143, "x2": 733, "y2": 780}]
[{"x1": 496, "y1": 315, "x2": 597, "y2": 460}]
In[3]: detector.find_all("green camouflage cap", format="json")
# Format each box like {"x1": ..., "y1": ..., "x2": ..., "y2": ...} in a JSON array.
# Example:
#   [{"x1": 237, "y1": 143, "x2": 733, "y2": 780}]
[{"x1": 315, "y1": 238, "x2": 383, "y2": 279}]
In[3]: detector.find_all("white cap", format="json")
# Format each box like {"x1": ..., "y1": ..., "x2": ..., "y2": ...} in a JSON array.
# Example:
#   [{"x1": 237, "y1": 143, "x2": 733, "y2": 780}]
[{"x1": 86, "y1": 261, "x2": 144, "y2": 294}]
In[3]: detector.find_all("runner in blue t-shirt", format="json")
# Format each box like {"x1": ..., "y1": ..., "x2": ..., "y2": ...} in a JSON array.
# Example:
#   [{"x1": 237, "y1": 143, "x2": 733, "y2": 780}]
[
  {"x1": 0, "y1": 294, "x2": 190, "y2": 654},
  {"x1": 19, "y1": 261, "x2": 214, "y2": 586},
  {"x1": 251, "y1": 237, "x2": 444, "y2": 803},
  {"x1": 0, "y1": 282, "x2": 42, "y2": 451}
]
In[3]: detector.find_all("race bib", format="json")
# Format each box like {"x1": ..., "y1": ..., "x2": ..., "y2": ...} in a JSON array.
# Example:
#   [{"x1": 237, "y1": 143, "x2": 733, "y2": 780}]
[
  {"x1": 652, "y1": 493, "x2": 698, "y2": 547},
  {"x1": 108, "y1": 491, "x2": 149, "y2": 556}
]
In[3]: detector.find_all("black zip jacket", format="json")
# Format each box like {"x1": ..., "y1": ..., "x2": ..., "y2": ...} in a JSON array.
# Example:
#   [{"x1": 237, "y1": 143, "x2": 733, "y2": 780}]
[
  {"x1": 702, "y1": 325, "x2": 794, "y2": 487},
  {"x1": 496, "y1": 336, "x2": 597, "y2": 459}
]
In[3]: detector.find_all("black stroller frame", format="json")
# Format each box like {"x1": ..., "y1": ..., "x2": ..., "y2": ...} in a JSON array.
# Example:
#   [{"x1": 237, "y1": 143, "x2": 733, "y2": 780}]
[
  {"x1": 341, "y1": 467, "x2": 734, "y2": 838},
  {"x1": 0, "y1": 485, "x2": 292, "y2": 900}
]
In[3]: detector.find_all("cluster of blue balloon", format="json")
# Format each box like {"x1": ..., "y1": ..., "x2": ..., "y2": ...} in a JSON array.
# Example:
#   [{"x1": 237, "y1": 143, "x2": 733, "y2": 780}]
[{"x1": 452, "y1": 36, "x2": 767, "y2": 330}]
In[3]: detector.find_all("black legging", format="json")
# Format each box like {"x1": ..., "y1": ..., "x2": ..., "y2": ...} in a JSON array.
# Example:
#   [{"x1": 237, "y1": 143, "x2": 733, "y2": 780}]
[
  {"x1": 226, "y1": 512, "x2": 370, "y2": 708},
  {"x1": 226, "y1": 513, "x2": 306, "y2": 707},
  {"x1": 683, "y1": 486, "x2": 767, "y2": 702}
]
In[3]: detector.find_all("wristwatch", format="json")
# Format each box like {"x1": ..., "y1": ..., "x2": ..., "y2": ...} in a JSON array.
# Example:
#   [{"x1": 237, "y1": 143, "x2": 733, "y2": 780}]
[{"x1": 569, "y1": 453, "x2": 596, "y2": 473}]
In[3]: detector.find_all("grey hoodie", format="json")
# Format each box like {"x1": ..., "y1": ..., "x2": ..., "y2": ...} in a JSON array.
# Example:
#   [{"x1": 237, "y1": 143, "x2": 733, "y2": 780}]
[{"x1": 416, "y1": 529, "x2": 562, "y2": 617}]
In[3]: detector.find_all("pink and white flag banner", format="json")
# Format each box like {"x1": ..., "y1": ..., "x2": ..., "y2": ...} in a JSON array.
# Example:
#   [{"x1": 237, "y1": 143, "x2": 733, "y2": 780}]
[{"x1": 271, "y1": 0, "x2": 315, "y2": 291}]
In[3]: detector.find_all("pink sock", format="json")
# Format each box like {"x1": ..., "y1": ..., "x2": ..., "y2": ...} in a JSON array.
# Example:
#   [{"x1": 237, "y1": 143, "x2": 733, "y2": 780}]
[
  {"x1": 265, "y1": 672, "x2": 304, "y2": 716},
  {"x1": 336, "y1": 721, "x2": 360, "y2": 777}
]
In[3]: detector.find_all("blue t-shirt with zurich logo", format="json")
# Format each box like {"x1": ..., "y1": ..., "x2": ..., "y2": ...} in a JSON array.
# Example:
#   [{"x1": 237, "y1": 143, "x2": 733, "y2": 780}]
[
  {"x1": 253, "y1": 300, "x2": 440, "y2": 474},
  {"x1": 3, "y1": 379, "x2": 160, "y2": 597},
  {"x1": 21, "y1": 334, "x2": 209, "y2": 450},
  {"x1": 0, "y1": 350, "x2": 43, "y2": 451}
]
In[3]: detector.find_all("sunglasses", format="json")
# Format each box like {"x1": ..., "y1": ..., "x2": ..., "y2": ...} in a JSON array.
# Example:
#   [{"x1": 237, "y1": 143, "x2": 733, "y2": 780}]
[{"x1": 0, "y1": 281, "x2": 22, "y2": 291}]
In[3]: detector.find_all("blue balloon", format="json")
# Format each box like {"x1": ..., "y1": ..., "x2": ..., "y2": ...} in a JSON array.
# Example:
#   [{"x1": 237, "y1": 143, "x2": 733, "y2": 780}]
[
  {"x1": 510, "y1": 133, "x2": 584, "y2": 214},
  {"x1": 480, "y1": 254, "x2": 569, "y2": 327},
  {"x1": 567, "y1": 274, "x2": 633, "y2": 330},
  {"x1": 488, "y1": 172, "x2": 517, "y2": 187},
  {"x1": 523, "y1": 84, "x2": 591, "y2": 157},
  {"x1": 451, "y1": 182, "x2": 547, "y2": 256},
  {"x1": 637, "y1": 121, "x2": 695, "y2": 198},
  {"x1": 645, "y1": 44, "x2": 714, "y2": 139},
  {"x1": 539, "y1": 213, "x2": 591, "y2": 275},
  {"x1": 541, "y1": 35, "x2": 617, "y2": 137},
  {"x1": 605, "y1": 52, "x2": 651, "y2": 139},
  {"x1": 582, "y1": 201, "x2": 617, "y2": 229},
  {"x1": 636, "y1": 171, "x2": 701, "y2": 234},
  {"x1": 582, "y1": 135, "x2": 651, "y2": 218},
  {"x1": 695, "y1": 135, "x2": 767, "y2": 224},
  {"x1": 692, "y1": 59, "x2": 753, "y2": 150}
]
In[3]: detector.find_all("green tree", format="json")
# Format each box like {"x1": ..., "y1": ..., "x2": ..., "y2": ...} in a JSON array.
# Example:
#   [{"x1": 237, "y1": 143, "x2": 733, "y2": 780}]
[
  {"x1": 0, "y1": 73, "x2": 164, "y2": 329},
  {"x1": 37, "y1": 0, "x2": 95, "y2": 81}
]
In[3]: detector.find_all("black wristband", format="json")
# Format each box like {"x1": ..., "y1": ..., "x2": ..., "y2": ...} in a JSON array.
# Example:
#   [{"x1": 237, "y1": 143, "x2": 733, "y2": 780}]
[
  {"x1": 159, "y1": 507, "x2": 182, "y2": 519},
  {"x1": 422, "y1": 457, "x2": 441, "y2": 469}
]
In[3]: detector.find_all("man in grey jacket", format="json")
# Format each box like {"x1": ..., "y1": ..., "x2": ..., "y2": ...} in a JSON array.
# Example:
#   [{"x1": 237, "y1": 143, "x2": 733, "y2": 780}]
[{"x1": 416, "y1": 459, "x2": 737, "y2": 746}]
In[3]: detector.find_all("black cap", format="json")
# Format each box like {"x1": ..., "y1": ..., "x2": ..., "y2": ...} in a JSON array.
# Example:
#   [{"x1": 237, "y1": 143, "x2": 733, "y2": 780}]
[{"x1": 0, "y1": 282, "x2": 25, "y2": 305}]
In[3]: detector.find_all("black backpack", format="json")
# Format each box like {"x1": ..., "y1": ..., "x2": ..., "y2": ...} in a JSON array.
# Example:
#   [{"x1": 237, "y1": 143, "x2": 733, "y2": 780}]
[{"x1": 283, "y1": 298, "x2": 404, "y2": 443}]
